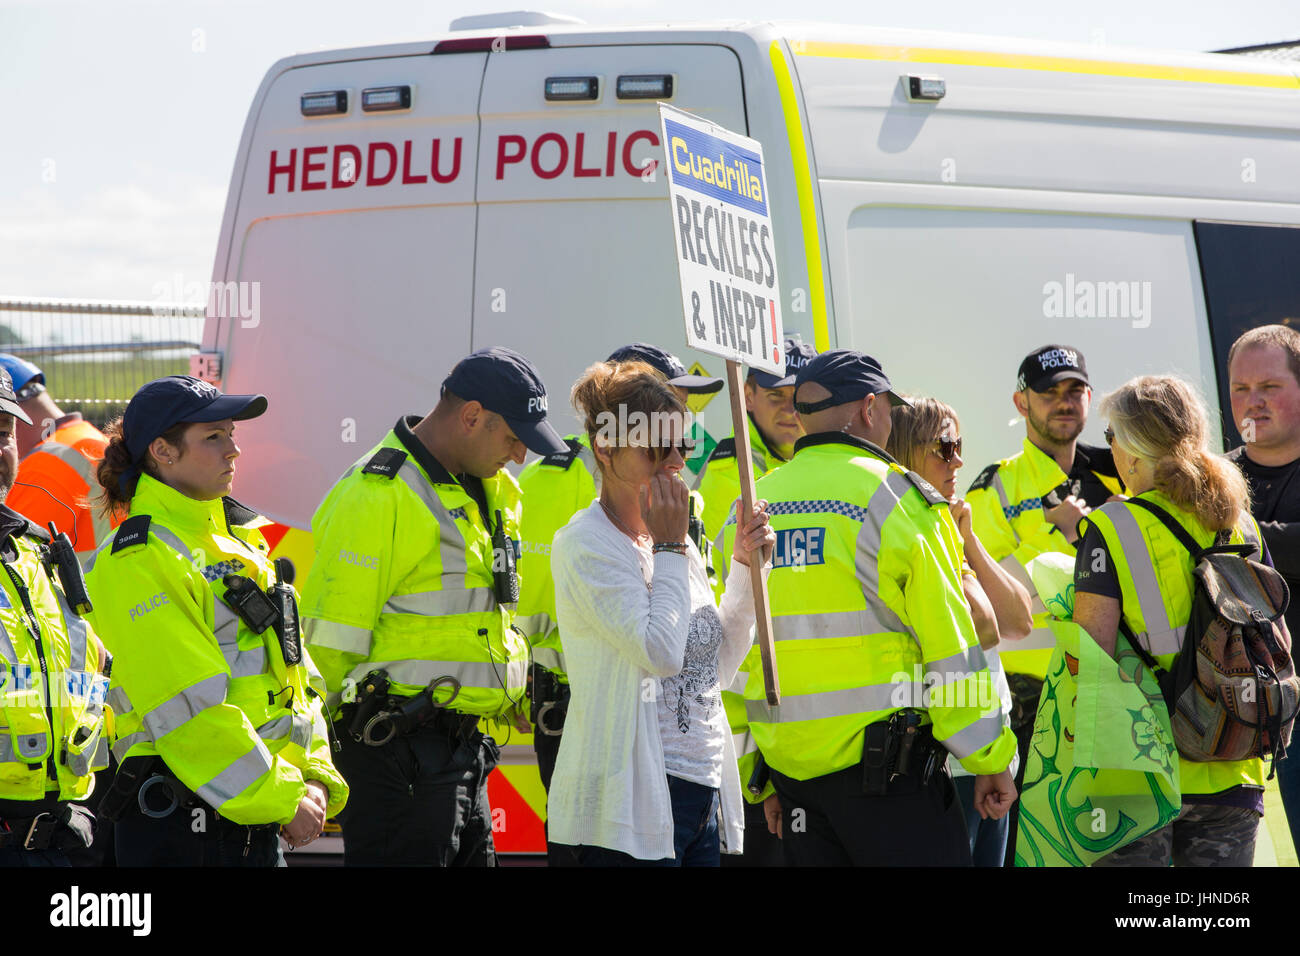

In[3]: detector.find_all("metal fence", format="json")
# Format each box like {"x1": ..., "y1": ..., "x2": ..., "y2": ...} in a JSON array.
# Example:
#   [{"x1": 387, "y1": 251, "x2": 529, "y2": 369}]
[{"x1": 0, "y1": 298, "x2": 204, "y2": 428}]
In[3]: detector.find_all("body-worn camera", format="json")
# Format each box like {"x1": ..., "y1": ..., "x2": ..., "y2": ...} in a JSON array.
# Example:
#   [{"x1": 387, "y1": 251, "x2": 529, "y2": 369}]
[{"x1": 222, "y1": 574, "x2": 279, "y2": 633}]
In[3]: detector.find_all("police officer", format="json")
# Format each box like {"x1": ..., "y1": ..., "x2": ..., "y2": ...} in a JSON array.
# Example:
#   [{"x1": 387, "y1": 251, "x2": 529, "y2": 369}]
[
  {"x1": 725, "y1": 350, "x2": 1018, "y2": 865},
  {"x1": 515, "y1": 343, "x2": 722, "y2": 798},
  {"x1": 302, "y1": 347, "x2": 566, "y2": 866},
  {"x1": 0, "y1": 354, "x2": 114, "y2": 557},
  {"x1": 85, "y1": 376, "x2": 348, "y2": 866},
  {"x1": 964, "y1": 344, "x2": 1122, "y2": 861},
  {"x1": 0, "y1": 367, "x2": 109, "y2": 866},
  {"x1": 693, "y1": 336, "x2": 816, "y2": 540}
]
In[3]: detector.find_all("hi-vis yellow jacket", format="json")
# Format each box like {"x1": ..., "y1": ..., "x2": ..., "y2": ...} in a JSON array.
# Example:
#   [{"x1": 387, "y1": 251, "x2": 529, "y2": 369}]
[
  {"x1": 966, "y1": 438, "x2": 1123, "y2": 678},
  {"x1": 1081, "y1": 491, "x2": 1265, "y2": 795},
  {"x1": 694, "y1": 415, "x2": 788, "y2": 543},
  {"x1": 302, "y1": 417, "x2": 529, "y2": 719},
  {"x1": 0, "y1": 506, "x2": 109, "y2": 801},
  {"x1": 725, "y1": 433, "x2": 1017, "y2": 781},
  {"x1": 85, "y1": 475, "x2": 347, "y2": 824}
]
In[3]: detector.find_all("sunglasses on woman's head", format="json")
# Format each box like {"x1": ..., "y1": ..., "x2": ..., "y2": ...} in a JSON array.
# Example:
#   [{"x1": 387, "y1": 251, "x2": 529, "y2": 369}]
[{"x1": 932, "y1": 436, "x2": 962, "y2": 463}]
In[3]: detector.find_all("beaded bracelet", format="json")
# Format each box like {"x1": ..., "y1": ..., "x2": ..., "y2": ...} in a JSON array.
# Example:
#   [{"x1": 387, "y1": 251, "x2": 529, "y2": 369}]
[{"x1": 652, "y1": 542, "x2": 688, "y2": 555}]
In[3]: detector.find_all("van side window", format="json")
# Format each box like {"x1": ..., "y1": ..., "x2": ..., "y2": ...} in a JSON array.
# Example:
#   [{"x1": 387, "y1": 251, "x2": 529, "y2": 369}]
[{"x1": 1195, "y1": 221, "x2": 1300, "y2": 448}]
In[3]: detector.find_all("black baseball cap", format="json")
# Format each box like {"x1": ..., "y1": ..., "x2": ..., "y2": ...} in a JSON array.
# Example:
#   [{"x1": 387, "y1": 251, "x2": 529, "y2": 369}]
[
  {"x1": 442, "y1": 346, "x2": 567, "y2": 456},
  {"x1": 124, "y1": 376, "x2": 267, "y2": 464},
  {"x1": 751, "y1": 337, "x2": 819, "y2": 389},
  {"x1": 793, "y1": 349, "x2": 911, "y2": 413},
  {"x1": 0, "y1": 367, "x2": 32, "y2": 425},
  {"x1": 606, "y1": 343, "x2": 724, "y2": 394},
  {"x1": 1018, "y1": 344, "x2": 1089, "y2": 392}
]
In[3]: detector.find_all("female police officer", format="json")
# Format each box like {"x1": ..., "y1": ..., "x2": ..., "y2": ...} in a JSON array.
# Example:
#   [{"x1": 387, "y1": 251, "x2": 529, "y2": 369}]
[{"x1": 84, "y1": 376, "x2": 347, "y2": 866}]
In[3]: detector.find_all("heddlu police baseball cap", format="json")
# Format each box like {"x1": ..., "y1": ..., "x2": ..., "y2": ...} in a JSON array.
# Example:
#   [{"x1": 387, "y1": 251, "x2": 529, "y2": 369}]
[
  {"x1": 0, "y1": 367, "x2": 33, "y2": 424},
  {"x1": 124, "y1": 376, "x2": 267, "y2": 463},
  {"x1": 751, "y1": 337, "x2": 819, "y2": 389},
  {"x1": 793, "y1": 349, "x2": 912, "y2": 413},
  {"x1": 443, "y1": 346, "x2": 567, "y2": 456},
  {"x1": 1017, "y1": 344, "x2": 1090, "y2": 392},
  {"x1": 606, "y1": 343, "x2": 724, "y2": 394}
]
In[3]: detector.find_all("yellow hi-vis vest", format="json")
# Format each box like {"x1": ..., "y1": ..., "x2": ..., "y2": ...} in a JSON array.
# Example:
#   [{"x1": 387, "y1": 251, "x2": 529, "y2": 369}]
[
  {"x1": 84, "y1": 475, "x2": 348, "y2": 824},
  {"x1": 0, "y1": 511, "x2": 108, "y2": 801},
  {"x1": 693, "y1": 414, "x2": 787, "y2": 543},
  {"x1": 1081, "y1": 492, "x2": 1266, "y2": 796},
  {"x1": 726, "y1": 433, "x2": 1017, "y2": 782},
  {"x1": 302, "y1": 417, "x2": 529, "y2": 719},
  {"x1": 967, "y1": 438, "x2": 1124, "y2": 679},
  {"x1": 515, "y1": 435, "x2": 599, "y2": 683}
]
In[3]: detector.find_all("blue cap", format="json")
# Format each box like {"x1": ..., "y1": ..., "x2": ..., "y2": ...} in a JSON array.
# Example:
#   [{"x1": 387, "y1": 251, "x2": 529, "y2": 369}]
[
  {"x1": 119, "y1": 376, "x2": 267, "y2": 493},
  {"x1": 606, "y1": 343, "x2": 723, "y2": 394},
  {"x1": 750, "y1": 337, "x2": 818, "y2": 389},
  {"x1": 0, "y1": 353, "x2": 44, "y2": 396},
  {"x1": 442, "y1": 347, "x2": 567, "y2": 456},
  {"x1": 793, "y1": 349, "x2": 911, "y2": 413}
]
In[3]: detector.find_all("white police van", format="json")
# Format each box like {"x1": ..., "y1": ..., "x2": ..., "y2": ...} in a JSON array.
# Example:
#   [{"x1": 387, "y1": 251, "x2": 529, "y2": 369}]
[{"x1": 196, "y1": 13, "x2": 1300, "y2": 853}]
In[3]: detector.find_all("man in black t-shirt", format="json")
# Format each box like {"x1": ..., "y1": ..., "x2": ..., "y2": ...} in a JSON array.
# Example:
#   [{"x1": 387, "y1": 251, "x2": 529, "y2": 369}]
[{"x1": 1225, "y1": 324, "x2": 1300, "y2": 857}]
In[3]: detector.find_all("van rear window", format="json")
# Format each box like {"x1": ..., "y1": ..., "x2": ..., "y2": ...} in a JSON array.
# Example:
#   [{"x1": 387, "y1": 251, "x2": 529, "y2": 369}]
[{"x1": 1195, "y1": 221, "x2": 1300, "y2": 448}]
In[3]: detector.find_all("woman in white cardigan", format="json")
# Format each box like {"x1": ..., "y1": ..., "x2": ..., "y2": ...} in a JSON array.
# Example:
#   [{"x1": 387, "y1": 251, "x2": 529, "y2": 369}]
[{"x1": 547, "y1": 361, "x2": 773, "y2": 866}]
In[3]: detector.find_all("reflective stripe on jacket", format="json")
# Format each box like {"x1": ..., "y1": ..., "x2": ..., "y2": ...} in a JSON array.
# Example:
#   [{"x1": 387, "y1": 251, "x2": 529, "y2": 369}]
[
  {"x1": 301, "y1": 418, "x2": 528, "y2": 720},
  {"x1": 84, "y1": 475, "x2": 348, "y2": 824},
  {"x1": 966, "y1": 438, "x2": 1124, "y2": 678},
  {"x1": 1082, "y1": 492, "x2": 1266, "y2": 795},
  {"x1": 726, "y1": 433, "x2": 1017, "y2": 781}
]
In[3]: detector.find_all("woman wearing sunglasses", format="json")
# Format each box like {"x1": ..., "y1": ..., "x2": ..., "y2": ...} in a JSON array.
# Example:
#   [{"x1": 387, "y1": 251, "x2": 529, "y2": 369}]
[
  {"x1": 85, "y1": 376, "x2": 347, "y2": 866},
  {"x1": 888, "y1": 396, "x2": 1032, "y2": 866},
  {"x1": 546, "y1": 360, "x2": 774, "y2": 866}
]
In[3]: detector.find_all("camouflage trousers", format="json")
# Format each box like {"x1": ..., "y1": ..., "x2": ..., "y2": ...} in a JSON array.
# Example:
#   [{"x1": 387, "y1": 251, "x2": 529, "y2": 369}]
[{"x1": 1093, "y1": 802, "x2": 1260, "y2": 868}]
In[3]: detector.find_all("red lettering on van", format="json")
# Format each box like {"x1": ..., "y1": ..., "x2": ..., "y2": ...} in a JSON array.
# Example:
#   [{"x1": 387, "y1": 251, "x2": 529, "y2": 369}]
[
  {"x1": 431, "y1": 138, "x2": 462, "y2": 184},
  {"x1": 366, "y1": 142, "x2": 397, "y2": 186},
  {"x1": 623, "y1": 130, "x2": 658, "y2": 177},
  {"x1": 332, "y1": 145, "x2": 361, "y2": 188},
  {"x1": 573, "y1": 133, "x2": 601, "y2": 178},
  {"x1": 301, "y1": 146, "x2": 328, "y2": 191},
  {"x1": 401, "y1": 142, "x2": 428, "y2": 185},
  {"x1": 497, "y1": 135, "x2": 527, "y2": 179},
  {"x1": 269, "y1": 149, "x2": 297, "y2": 194},
  {"x1": 531, "y1": 133, "x2": 568, "y2": 179}
]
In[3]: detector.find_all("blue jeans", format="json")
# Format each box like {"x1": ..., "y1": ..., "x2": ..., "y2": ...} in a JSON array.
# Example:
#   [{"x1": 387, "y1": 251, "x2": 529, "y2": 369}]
[
  {"x1": 550, "y1": 774, "x2": 720, "y2": 866},
  {"x1": 954, "y1": 774, "x2": 1009, "y2": 868}
]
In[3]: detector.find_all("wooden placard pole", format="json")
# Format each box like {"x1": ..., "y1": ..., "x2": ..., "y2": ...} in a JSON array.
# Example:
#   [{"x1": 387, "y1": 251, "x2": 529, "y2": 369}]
[{"x1": 725, "y1": 358, "x2": 780, "y2": 705}]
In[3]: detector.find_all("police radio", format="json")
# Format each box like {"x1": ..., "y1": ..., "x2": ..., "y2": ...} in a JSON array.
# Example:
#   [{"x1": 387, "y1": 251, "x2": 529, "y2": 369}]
[
  {"x1": 44, "y1": 523, "x2": 92, "y2": 615},
  {"x1": 491, "y1": 509, "x2": 519, "y2": 605},
  {"x1": 269, "y1": 557, "x2": 302, "y2": 667}
]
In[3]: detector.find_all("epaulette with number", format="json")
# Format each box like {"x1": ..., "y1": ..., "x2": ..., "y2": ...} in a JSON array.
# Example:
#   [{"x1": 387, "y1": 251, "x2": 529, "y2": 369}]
[
  {"x1": 967, "y1": 462, "x2": 1001, "y2": 494},
  {"x1": 111, "y1": 514, "x2": 153, "y2": 554},
  {"x1": 540, "y1": 438, "x2": 584, "y2": 470},
  {"x1": 904, "y1": 470, "x2": 949, "y2": 506},
  {"x1": 361, "y1": 447, "x2": 408, "y2": 478},
  {"x1": 708, "y1": 438, "x2": 737, "y2": 463}
]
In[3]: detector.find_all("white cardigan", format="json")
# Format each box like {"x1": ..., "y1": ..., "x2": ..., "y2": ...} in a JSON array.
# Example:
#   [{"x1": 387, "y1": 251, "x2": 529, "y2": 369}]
[{"x1": 547, "y1": 501, "x2": 758, "y2": 860}]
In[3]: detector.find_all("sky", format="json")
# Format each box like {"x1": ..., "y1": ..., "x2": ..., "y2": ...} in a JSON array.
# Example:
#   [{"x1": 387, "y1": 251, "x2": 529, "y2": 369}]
[{"x1": 1, "y1": 0, "x2": 1297, "y2": 304}]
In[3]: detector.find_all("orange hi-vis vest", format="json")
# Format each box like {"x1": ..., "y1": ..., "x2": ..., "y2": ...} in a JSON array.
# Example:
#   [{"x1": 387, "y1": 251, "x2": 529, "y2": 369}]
[{"x1": 10, "y1": 415, "x2": 115, "y2": 554}]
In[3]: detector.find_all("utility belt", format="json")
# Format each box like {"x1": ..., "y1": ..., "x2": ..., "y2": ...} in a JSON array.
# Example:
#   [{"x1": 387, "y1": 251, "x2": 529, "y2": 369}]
[
  {"x1": 0, "y1": 803, "x2": 95, "y2": 851},
  {"x1": 339, "y1": 669, "x2": 477, "y2": 747},
  {"x1": 529, "y1": 663, "x2": 569, "y2": 737},
  {"x1": 97, "y1": 756, "x2": 279, "y2": 833},
  {"x1": 859, "y1": 710, "x2": 947, "y2": 796}
]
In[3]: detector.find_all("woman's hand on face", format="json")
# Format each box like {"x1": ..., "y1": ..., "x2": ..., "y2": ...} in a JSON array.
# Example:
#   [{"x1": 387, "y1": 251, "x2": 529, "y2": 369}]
[
  {"x1": 640, "y1": 473, "x2": 689, "y2": 545},
  {"x1": 949, "y1": 497, "x2": 975, "y2": 541},
  {"x1": 732, "y1": 498, "x2": 775, "y2": 569}
]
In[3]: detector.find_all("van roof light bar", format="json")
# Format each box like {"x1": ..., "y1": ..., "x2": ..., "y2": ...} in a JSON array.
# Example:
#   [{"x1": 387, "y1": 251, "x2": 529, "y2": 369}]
[{"x1": 432, "y1": 34, "x2": 550, "y2": 54}]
